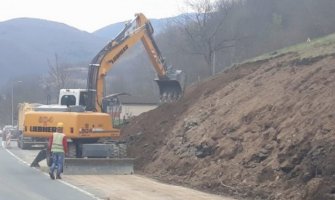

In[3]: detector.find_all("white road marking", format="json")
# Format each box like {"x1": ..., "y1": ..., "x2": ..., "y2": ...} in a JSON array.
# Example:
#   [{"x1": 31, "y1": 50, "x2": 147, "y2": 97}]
[
  {"x1": 58, "y1": 179, "x2": 102, "y2": 200},
  {"x1": 4, "y1": 147, "x2": 102, "y2": 200},
  {"x1": 6, "y1": 148, "x2": 30, "y2": 166}
]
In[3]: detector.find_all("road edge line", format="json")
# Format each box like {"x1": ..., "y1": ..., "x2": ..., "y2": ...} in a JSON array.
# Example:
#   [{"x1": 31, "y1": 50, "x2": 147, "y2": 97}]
[{"x1": 5, "y1": 148, "x2": 103, "y2": 200}]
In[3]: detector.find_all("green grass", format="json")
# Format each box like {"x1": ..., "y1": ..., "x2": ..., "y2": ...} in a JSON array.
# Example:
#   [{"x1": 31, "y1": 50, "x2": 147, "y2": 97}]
[{"x1": 247, "y1": 33, "x2": 335, "y2": 63}]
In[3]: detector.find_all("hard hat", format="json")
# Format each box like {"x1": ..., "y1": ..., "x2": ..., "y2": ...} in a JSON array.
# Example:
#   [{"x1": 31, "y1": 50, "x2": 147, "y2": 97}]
[{"x1": 56, "y1": 122, "x2": 64, "y2": 128}]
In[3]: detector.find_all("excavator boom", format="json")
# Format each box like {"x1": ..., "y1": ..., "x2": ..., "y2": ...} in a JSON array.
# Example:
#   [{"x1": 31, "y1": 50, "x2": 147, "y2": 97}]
[{"x1": 86, "y1": 13, "x2": 185, "y2": 112}]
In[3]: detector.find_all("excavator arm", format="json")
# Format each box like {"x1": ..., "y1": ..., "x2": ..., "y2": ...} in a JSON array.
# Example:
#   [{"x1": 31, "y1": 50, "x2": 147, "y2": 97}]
[{"x1": 86, "y1": 13, "x2": 185, "y2": 112}]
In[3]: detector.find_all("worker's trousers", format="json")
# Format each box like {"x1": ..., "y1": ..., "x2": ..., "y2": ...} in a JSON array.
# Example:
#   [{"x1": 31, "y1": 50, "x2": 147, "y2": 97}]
[{"x1": 50, "y1": 152, "x2": 64, "y2": 176}]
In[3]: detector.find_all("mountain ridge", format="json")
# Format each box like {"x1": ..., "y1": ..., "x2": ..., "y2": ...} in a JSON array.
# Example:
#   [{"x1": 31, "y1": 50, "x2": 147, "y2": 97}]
[{"x1": 0, "y1": 15, "x2": 178, "y2": 86}]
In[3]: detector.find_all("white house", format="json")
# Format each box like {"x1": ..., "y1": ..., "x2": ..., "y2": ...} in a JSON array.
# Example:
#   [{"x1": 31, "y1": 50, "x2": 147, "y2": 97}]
[{"x1": 118, "y1": 95, "x2": 158, "y2": 120}]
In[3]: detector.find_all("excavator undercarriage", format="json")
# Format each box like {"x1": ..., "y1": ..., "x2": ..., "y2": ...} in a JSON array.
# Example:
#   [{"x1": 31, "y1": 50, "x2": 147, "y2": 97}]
[{"x1": 64, "y1": 140, "x2": 134, "y2": 175}]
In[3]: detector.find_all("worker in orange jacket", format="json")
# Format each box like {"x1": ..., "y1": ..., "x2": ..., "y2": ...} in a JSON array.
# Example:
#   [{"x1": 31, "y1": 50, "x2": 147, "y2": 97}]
[{"x1": 48, "y1": 122, "x2": 68, "y2": 180}]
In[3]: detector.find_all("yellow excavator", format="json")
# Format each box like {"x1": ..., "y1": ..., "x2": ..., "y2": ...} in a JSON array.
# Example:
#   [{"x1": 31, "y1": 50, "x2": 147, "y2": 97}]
[{"x1": 24, "y1": 13, "x2": 184, "y2": 174}]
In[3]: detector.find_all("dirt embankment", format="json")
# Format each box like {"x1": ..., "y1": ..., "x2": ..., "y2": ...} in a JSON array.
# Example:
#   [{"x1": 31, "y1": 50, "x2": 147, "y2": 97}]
[{"x1": 122, "y1": 41, "x2": 335, "y2": 199}]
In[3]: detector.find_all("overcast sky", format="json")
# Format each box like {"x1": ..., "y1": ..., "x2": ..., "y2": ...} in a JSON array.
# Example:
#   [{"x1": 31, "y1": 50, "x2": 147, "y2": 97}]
[{"x1": 1, "y1": 0, "x2": 185, "y2": 32}]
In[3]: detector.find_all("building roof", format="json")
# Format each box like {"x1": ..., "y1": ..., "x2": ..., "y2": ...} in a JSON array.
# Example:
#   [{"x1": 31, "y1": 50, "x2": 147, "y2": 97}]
[{"x1": 118, "y1": 95, "x2": 159, "y2": 105}]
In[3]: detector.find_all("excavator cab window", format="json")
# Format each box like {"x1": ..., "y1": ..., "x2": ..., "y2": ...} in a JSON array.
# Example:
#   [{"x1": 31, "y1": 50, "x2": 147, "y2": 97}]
[
  {"x1": 79, "y1": 91, "x2": 88, "y2": 107},
  {"x1": 102, "y1": 97, "x2": 122, "y2": 128},
  {"x1": 60, "y1": 95, "x2": 76, "y2": 107}
]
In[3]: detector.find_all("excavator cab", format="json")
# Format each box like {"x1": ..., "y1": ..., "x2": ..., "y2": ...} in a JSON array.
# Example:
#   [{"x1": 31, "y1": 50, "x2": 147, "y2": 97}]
[{"x1": 102, "y1": 93, "x2": 129, "y2": 127}]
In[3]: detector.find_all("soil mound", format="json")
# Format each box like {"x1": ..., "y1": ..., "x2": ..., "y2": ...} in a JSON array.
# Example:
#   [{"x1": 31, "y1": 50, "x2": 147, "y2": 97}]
[{"x1": 121, "y1": 36, "x2": 335, "y2": 200}]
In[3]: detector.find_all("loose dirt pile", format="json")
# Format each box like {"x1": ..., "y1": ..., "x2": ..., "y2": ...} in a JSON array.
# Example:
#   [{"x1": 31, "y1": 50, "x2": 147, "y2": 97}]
[{"x1": 121, "y1": 35, "x2": 335, "y2": 200}]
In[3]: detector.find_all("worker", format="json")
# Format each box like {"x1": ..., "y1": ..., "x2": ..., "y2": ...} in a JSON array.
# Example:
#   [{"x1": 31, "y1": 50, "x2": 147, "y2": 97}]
[
  {"x1": 2, "y1": 130, "x2": 7, "y2": 148},
  {"x1": 5, "y1": 131, "x2": 11, "y2": 148},
  {"x1": 48, "y1": 122, "x2": 68, "y2": 180}
]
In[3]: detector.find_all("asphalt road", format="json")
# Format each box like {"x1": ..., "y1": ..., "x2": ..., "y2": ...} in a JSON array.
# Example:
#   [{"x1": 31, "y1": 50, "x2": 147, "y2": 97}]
[{"x1": 0, "y1": 141, "x2": 96, "y2": 200}]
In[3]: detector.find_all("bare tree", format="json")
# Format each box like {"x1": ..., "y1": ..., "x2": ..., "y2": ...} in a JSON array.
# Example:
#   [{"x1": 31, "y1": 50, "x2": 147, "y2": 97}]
[
  {"x1": 48, "y1": 54, "x2": 67, "y2": 91},
  {"x1": 177, "y1": 0, "x2": 234, "y2": 76},
  {"x1": 47, "y1": 54, "x2": 70, "y2": 100}
]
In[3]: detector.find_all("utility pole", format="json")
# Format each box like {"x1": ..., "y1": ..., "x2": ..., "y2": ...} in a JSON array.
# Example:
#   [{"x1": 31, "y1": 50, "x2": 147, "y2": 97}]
[{"x1": 11, "y1": 81, "x2": 22, "y2": 127}]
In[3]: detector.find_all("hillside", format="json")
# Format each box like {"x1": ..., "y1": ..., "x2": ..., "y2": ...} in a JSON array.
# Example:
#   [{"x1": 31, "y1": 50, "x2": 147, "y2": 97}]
[
  {"x1": 93, "y1": 15, "x2": 180, "y2": 40},
  {"x1": 121, "y1": 34, "x2": 335, "y2": 200},
  {"x1": 0, "y1": 18, "x2": 105, "y2": 85},
  {"x1": 0, "y1": 16, "x2": 175, "y2": 88}
]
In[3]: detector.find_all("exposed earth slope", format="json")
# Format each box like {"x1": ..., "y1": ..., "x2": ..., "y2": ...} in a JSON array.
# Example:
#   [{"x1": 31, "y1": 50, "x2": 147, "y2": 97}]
[{"x1": 121, "y1": 34, "x2": 335, "y2": 200}]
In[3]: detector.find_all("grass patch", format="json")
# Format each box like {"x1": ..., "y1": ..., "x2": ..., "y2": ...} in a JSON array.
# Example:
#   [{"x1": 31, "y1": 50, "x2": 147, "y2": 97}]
[{"x1": 246, "y1": 33, "x2": 335, "y2": 63}]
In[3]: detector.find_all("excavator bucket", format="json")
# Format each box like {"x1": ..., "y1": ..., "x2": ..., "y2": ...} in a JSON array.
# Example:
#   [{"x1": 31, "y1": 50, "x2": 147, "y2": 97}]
[
  {"x1": 156, "y1": 80, "x2": 183, "y2": 102},
  {"x1": 156, "y1": 70, "x2": 185, "y2": 102}
]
